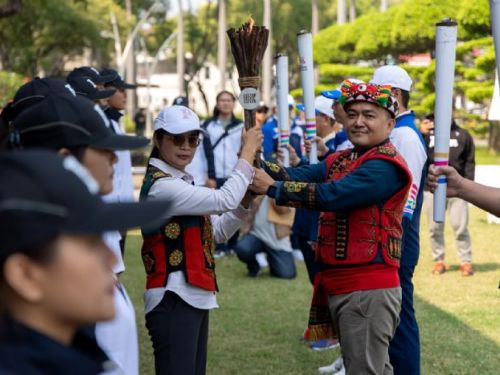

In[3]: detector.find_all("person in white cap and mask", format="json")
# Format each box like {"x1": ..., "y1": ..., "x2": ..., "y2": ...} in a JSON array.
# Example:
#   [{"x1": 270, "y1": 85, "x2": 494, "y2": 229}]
[
  {"x1": 139, "y1": 105, "x2": 263, "y2": 375},
  {"x1": 371, "y1": 65, "x2": 427, "y2": 375}
]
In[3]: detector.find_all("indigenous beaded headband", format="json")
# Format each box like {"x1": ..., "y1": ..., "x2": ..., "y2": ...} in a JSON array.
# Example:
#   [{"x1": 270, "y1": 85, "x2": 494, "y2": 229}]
[{"x1": 338, "y1": 79, "x2": 399, "y2": 118}]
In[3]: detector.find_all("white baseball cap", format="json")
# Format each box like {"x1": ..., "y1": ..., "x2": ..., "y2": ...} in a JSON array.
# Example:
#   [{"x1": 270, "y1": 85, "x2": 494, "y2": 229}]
[
  {"x1": 370, "y1": 65, "x2": 413, "y2": 91},
  {"x1": 153, "y1": 105, "x2": 206, "y2": 135},
  {"x1": 288, "y1": 94, "x2": 295, "y2": 107},
  {"x1": 296, "y1": 96, "x2": 335, "y2": 120}
]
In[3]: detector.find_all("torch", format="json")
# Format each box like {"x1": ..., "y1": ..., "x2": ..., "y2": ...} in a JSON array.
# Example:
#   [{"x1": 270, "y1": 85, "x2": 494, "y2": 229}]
[
  {"x1": 227, "y1": 17, "x2": 269, "y2": 131},
  {"x1": 297, "y1": 30, "x2": 318, "y2": 164},
  {"x1": 433, "y1": 18, "x2": 458, "y2": 223},
  {"x1": 276, "y1": 53, "x2": 290, "y2": 167},
  {"x1": 490, "y1": 1, "x2": 500, "y2": 89}
]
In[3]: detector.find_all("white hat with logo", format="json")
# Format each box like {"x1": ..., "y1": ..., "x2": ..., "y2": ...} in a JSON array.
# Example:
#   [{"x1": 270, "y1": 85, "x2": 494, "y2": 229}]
[{"x1": 154, "y1": 105, "x2": 206, "y2": 135}]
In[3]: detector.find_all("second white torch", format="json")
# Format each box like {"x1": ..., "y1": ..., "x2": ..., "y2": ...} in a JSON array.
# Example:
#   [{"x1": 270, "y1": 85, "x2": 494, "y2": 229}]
[
  {"x1": 297, "y1": 30, "x2": 318, "y2": 164},
  {"x1": 490, "y1": 0, "x2": 500, "y2": 88},
  {"x1": 433, "y1": 18, "x2": 458, "y2": 223},
  {"x1": 276, "y1": 53, "x2": 290, "y2": 167}
]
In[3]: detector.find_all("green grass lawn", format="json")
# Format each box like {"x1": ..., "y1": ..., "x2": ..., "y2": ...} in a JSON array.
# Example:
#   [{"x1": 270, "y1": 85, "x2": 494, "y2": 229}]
[
  {"x1": 122, "y1": 205, "x2": 500, "y2": 375},
  {"x1": 475, "y1": 145, "x2": 500, "y2": 165}
]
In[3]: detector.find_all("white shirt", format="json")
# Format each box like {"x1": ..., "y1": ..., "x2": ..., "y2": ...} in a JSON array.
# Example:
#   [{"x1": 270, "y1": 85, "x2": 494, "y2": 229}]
[
  {"x1": 251, "y1": 196, "x2": 293, "y2": 252},
  {"x1": 390, "y1": 111, "x2": 427, "y2": 218},
  {"x1": 203, "y1": 118, "x2": 244, "y2": 179},
  {"x1": 143, "y1": 157, "x2": 253, "y2": 313},
  {"x1": 102, "y1": 118, "x2": 136, "y2": 274}
]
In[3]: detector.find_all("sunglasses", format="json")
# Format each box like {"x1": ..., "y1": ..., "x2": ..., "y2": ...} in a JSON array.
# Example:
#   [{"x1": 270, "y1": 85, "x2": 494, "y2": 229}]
[{"x1": 165, "y1": 133, "x2": 201, "y2": 148}]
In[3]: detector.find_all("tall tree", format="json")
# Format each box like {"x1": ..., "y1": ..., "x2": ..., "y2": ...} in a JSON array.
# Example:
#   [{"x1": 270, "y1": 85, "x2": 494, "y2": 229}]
[{"x1": 337, "y1": 0, "x2": 347, "y2": 25}]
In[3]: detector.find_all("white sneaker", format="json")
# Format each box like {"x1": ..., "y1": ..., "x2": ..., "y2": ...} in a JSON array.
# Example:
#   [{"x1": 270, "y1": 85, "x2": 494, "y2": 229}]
[
  {"x1": 293, "y1": 249, "x2": 304, "y2": 261},
  {"x1": 255, "y1": 252, "x2": 269, "y2": 268},
  {"x1": 318, "y1": 356, "x2": 344, "y2": 374}
]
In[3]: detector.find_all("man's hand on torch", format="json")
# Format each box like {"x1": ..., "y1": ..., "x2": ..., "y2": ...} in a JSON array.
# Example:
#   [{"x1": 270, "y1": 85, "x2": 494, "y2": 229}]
[
  {"x1": 305, "y1": 136, "x2": 328, "y2": 158},
  {"x1": 250, "y1": 168, "x2": 275, "y2": 195},
  {"x1": 426, "y1": 164, "x2": 463, "y2": 197},
  {"x1": 277, "y1": 144, "x2": 300, "y2": 167}
]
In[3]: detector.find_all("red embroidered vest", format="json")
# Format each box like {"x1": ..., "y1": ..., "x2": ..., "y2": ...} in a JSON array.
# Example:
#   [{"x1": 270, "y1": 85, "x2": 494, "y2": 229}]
[
  {"x1": 139, "y1": 166, "x2": 217, "y2": 292},
  {"x1": 316, "y1": 143, "x2": 411, "y2": 268}
]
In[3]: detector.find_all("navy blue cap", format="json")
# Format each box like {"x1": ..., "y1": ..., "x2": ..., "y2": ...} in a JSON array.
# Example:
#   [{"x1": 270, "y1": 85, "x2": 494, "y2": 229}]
[
  {"x1": 0, "y1": 150, "x2": 170, "y2": 254},
  {"x1": 12, "y1": 94, "x2": 149, "y2": 151},
  {"x1": 100, "y1": 68, "x2": 137, "y2": 89},
  {"x1": 67, "y1": 77, "x2": 116, "y2": 101},
  {"x1": 67, "y1": 66, "x2": 116, "y2": 84},
  {"x1": 1, "y1": 78, "x2": 76, "y2": 123},
  {"x1": 172, "y1": 96, "x2": 188, "y2": 107}
]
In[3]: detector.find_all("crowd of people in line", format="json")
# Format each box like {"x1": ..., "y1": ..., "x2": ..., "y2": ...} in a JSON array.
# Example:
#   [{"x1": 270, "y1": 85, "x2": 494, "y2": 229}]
[{"x1": 0, "y1": 62, "x2": 495, "y2": 375}]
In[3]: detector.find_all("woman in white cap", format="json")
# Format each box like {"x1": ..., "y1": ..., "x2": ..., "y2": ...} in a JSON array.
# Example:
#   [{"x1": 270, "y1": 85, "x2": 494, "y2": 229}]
[{"x1": 139, "y1": 105, "x2": 262, "y2": 375}]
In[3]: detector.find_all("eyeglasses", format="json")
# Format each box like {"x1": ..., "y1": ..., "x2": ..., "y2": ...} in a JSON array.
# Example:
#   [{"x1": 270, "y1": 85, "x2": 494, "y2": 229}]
[{"x1": 165, "y1": 133, "x2": 201, "y2": 148}]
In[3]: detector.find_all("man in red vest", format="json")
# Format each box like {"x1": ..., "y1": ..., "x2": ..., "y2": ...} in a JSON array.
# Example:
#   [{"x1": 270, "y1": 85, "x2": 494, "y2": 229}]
[{"x1": 250, "y1": 80, "x2": 412, "y2": 375}]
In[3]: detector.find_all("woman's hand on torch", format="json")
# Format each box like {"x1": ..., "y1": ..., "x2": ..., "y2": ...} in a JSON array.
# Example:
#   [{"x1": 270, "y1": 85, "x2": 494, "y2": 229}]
[
  {"x1": 305, "y1": 136, "x2": 328, "y2": 158},
  {"x1": 426, "y1": 164, "x2": 463, "y2": 197},
  {"x1": 250, "y1": 168, "x2": 275, "y2": 195},
  {"x1": 240, "y1": 125, "x2": 263, "y2": 164}
]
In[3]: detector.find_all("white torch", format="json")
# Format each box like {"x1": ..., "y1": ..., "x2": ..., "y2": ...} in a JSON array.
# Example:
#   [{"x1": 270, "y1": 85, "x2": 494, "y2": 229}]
[
  {"x1": 297, "y1": 30, "x2": 318, "y2": 164},
  {"x1": 433, "y1": 18, "x2": 458, "y2": 223},
  {"x1": 490, "y1": 1, "x2": 500, "y2": 88},
  {"x1": 276, "y1": 53, "x2": 290, "y2": 167}
]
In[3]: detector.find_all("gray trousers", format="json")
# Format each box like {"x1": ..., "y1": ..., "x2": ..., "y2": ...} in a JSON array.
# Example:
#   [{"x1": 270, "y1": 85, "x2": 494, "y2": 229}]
[
  {"x1": 423, "y1": 192, "x2": 472, "y2": 263},
  {"x1": 328, "y1": 287, "x2": 402, "y2": 375}
]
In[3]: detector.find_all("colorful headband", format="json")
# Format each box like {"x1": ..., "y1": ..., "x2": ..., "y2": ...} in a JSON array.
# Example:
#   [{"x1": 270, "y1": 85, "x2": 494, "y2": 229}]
[{"x1": 338, "y1": 79, "x2": 399, "y2": 118}]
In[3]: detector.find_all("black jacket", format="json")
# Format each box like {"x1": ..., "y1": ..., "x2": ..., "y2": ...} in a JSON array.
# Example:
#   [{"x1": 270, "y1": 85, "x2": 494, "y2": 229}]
[
  {"x1": 424, "y1": 121, "x2": 475, "y2": 180},
  {"x1": 0, "y1": 316, "x2": 113, "y2": 374}
]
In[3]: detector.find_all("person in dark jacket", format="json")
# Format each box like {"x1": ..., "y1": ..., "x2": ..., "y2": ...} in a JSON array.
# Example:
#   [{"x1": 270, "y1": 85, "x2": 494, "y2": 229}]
[
  {"x1": 421, "y1": 114, "x2": 476, "y2": 276},
  {"x1": 0, "y1": 151, "x2": 169, "y2": 375}
]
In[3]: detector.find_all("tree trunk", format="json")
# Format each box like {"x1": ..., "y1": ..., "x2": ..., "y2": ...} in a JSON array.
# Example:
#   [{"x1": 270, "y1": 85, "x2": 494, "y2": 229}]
[
  {"x1": 380, "y1": 0, "x2": 388, "y2": 12},
  {"x1": 488, "y1": 121, "x2": 500, "y2": 152},
  {"x1": 177, "y1": 0, "x2": 185, "y2": 96},
  {"x1": 262, "y1": 0, "x2": 272, "y2": 105},
  {"x1": 337, "y1": 0, "x2": 347, "y2": 25},
  {"x1": 349, "y1": 0, "x2": 356, "y2": 22},
  {"x1": 217, "y1": 0, "x2": 227, "y2": 92}
]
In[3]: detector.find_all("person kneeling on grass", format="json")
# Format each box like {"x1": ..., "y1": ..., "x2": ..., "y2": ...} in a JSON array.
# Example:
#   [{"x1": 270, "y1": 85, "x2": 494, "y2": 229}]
[
  {"x1": 139, "y1": 105, "x2": 263, "y2": 375},
  {"x1": 250, "y1": 80, "x2": 411, "y2": 375},
  {"x1": 0, "y1": 151, "x2": 169, "y2": 374}
]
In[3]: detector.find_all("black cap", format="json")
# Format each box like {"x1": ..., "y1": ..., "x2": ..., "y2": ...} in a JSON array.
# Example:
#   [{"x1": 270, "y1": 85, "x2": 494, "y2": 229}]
[
  {"x1": 100, "y1": 68, "x2": 137, "y2": 89},
  {"x1": 67, "y1": 77, "x2": 116, "y2": 101},
  {"x1": 12, "y1": 94, "x2": 149, "y2": 151},
  {"x1": 0, "y1": 150, "x2": 170, "y2": 255},
  {"x1": 67, "y1": 66, "x2": 116, "y2": 84},
  {"x1": 172, "y1": 96, "x2": 188, "y2": 107},
  {"x1": 1, "y1": 78, "x2": 76, "y2": 123}
]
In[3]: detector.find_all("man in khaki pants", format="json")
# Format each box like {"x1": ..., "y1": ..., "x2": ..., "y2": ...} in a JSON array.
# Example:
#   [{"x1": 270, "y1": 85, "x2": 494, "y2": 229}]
[{"x1": 421, "y1": 115, "x2": 475, "y2": 276}]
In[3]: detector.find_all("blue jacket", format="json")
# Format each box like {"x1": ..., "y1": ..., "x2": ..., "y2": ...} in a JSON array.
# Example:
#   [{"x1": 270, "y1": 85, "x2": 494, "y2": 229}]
[
  {"x1": 0, "y1": 316, "x2": 111, "y2": 375},
  {"x1": 262, "y1": 116, "x2": 303, "y2": 161}
]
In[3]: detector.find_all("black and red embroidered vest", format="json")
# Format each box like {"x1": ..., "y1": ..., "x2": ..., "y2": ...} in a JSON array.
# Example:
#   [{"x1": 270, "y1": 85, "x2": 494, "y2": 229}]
[
  {"x1": 139, "y1": 165, "x2": 217, "y2": 291},
  {"x1": 316, "y1": 143, "x2": 411, "y2": 268}
]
